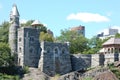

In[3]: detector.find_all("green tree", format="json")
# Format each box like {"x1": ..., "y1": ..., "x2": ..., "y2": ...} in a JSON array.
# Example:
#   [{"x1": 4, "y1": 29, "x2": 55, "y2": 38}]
[
  {"x1": 115, "y1": 33, "x2": 120, "y2": 38},
  {"x1": 21, "y1": 20, "x2": 34, "y2": 27},
  {"x1": 83, "y1": 36, "x2": 103, "y2": 54},
  {"x1": 56, "y1": 29, "x2": 88, "y2": 54},
  {"x1": 40, "y1": 32, "x2": 54, "y2": 42},
  {"x1": 84, "y1": 36, "x2": 111, "y2": 54},
  {"x1": 0, "y1": 21, "x2": 10, "y2": 43},
  {"x1": 0, "y1": 43, "x2": 14, "y2": 66}
]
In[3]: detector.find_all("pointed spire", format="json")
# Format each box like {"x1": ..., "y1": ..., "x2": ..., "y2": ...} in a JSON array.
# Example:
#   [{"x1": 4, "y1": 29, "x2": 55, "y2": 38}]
[{"x1": 11, "y1": 4, "x2": 20, "y2": 17}]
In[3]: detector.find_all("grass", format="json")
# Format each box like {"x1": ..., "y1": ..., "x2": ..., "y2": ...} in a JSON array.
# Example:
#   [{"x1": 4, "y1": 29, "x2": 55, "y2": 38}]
[
  {"x1": 50, "y1": 74, "x2": 60, "y2": 80},
  {"x1": 82, "y1": 77, "x2": 93, "y2": 80}
]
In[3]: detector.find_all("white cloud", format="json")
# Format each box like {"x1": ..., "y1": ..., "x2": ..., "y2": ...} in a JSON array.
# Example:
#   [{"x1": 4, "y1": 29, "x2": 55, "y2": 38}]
[
  {"x1": 67, "y1": 12, "x2": 110, "y2": 22},
  {"x1": 0, "y1": 3, "x2": 2, "y2": 9}
]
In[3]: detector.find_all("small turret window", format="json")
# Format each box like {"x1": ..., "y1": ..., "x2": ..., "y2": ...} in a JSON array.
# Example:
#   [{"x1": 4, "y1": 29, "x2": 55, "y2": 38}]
[
  {"x1": 19, "y1": 38, "x2": 22, "y2": 42},
  {"x1": 19, "y1": 47, "x2": 22, "y2": 52}
]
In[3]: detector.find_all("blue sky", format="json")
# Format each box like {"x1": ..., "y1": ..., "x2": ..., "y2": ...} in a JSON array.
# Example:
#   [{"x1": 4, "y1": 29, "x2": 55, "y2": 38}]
[{"x1": 0, "y1": 0, "x2": 120, "y2": 38}]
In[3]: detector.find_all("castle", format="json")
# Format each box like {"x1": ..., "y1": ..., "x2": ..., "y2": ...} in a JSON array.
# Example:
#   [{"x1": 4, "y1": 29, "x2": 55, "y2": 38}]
[{"x1": 9, "y1": 4, "x2": 120, "y2": 76}]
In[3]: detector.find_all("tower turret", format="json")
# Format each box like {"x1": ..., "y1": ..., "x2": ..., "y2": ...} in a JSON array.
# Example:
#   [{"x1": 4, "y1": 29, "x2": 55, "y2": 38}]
[{"x1": 9, "y1": 4, "x2": 20, "y2": 57}]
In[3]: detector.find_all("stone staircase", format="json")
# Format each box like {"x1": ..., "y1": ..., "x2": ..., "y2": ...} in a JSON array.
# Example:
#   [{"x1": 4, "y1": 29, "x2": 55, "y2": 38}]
[{"x1": 22, "y1": 68, "x2": 50, "y2": 80}]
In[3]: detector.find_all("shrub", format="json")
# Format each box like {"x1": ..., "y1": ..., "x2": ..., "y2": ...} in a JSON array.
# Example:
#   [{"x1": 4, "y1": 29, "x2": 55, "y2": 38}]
[{"x1": 23, "y1": 66, "x2": 29, "y2": 74}]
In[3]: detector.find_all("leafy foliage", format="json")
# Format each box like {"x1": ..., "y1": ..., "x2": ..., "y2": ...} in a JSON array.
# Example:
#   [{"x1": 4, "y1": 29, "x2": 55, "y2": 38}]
[
  {"x1": 38, "y1": 26, "x2": 47, "y2": 33},
  {"x1": 40, "y1": 32, "x2": 54, "y2": 42},
  {"x1": 0, "y1": 43, "x2": 14, "y2": 66},
  {"x1": 21, "y1": 20, "x2": 34, "y2": 27},
  {"x1": 23, "y1": 66, "x2": 29, "y2": 74},
  {"x1": 84, "y1": 36, "x2": 103, "y2": 54},
  {"x1": 56, "y1": 29, "x2": 88, "y2": 54},
  {"x1": 56, "y1": 29, "x2": 111, "y2": 54},
  {"x1": 109, "y1": 64, "x2": 120, "y2": 79},
  {"x1": 115, "y1": 33, "x2": 120, "y2": 38},
  {"x1": 0, "y1": 21, "x2": 10, "y2": 43},
  {"x1": 0, "y1": 73, "x2": 20, "y2": 80}
]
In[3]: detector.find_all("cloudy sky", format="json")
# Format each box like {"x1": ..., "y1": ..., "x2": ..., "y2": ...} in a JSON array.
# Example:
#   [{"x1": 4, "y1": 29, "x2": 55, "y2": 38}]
[{"x1": 0, "y1": 0, "x2": 120, "y2": 38}]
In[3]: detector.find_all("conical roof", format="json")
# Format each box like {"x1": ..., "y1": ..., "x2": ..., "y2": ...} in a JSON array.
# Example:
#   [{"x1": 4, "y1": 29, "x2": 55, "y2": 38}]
[
  {"x1": 31, "y1": 20, "x2": 43, "y2": 26},
  {"x1": 11, "y1": 4, "x2": 20, "y2": 16}
]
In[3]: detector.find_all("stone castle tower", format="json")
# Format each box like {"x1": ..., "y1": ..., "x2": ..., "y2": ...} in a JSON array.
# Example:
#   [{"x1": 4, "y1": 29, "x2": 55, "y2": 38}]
[
  {"x1": 8, "y1": 4, "x2": 72, "y2": 76},
  {"x1": 9, "y1": 4, "x2": 20, "y2": 55}
]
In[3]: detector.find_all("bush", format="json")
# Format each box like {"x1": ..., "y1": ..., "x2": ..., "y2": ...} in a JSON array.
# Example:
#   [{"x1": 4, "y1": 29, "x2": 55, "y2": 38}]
[
  {"x1": 23, "y1": 66, "x2": 29, "y2": 74},
  {"x1": 0, "y1": 73, "x2": 20, "y2": 80}
]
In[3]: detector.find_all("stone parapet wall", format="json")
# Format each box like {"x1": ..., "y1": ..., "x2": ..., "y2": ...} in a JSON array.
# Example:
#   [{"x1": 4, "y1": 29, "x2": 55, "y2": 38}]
[
  {"x1": 91, "y1": 54, "x2": 99, "y2": 68},
  {"x1": 71, "y1": 53, "x2": 120, "y2": 71},
  {"x1": 71, "y1": 54, "x2": 91, "y2": 71}
]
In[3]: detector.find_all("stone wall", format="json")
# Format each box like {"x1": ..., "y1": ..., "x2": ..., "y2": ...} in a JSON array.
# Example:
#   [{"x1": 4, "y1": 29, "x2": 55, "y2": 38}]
[
  {"x1": 18, "y1": 27, "x2": 41, "y2": 67},
  {"x1": 71, "y1": 53, "x2": 120, "y2": 71},
  {"x1": 38, "y1": 41, "x2": 72, "y2": 76},
  {"x1": 71, "y1": 54, "x2": 91, "y2": 71}
]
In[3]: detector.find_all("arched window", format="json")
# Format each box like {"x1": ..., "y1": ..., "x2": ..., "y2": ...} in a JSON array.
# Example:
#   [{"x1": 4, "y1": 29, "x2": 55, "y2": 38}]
[
  {"x1": 111, "y1": 48, "x2": 113, "y2": 53},
  {"x1": 19, "y1": 47, "x2": 22, "y2": 52},
  {"x1": 54, "y1": 47, "x2": 59, "y2": 57},
  {"x1": 115, "y1": 48, "x2": 118, "y2": 53},
  {"x1": 108, "y1": 48, "x2": 110, "y2": 53},
  {"x1": 61, "y1": 48, "x2": 67, "y2": 54},
  {"x1": 19, "y1": 37, "x2": 22, "y2": 42},
  {"x1": 119, "y1": 48, "x2": 120, "y2": 53},
  {"x1": 47, "y1": 48, "x2": 50, "y2": 53},
  {"x1": 55, "y1": 48, "x2": 58, "y2": 54}
]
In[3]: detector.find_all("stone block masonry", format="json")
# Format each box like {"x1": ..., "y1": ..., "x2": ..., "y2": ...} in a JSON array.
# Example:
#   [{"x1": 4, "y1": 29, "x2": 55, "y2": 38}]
[
  {"x1": 17, "y1": 27, "x2": 41, "y2": 67},
  {"x1": 38, "y1": 41, "x2": 72, "y2": 76},
  {"x1": 71, "y1": 53, "x2": 120, "y2": 71}
]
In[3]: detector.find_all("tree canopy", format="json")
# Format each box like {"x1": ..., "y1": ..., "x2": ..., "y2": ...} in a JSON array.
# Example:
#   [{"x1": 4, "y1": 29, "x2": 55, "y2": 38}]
[
  {"x1": 0, "y1": 43, "x2": 14, "y2": 66},
  {"x1": 56, "y1": 29, "x2": 88, "y2": 54},
  {"x1": 39, "y1": 32, "x2": 54, "y2": 42},
  {"x1": 56, "y1": 29, "x2": 109, "y2": 54},
  {"x1": 0, "y1": 21, "x2": 10, "y2": 43},
  {"x1": 115, "y1": 33, "x2": 120, "y2": 38}
]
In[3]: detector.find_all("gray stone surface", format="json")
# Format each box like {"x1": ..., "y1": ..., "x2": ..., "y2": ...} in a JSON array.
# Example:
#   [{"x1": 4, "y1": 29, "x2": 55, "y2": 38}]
[
  {"x1": 22, "y1": 68, "x2": 50, "y2": 80},
  {"x1": 9, "y1": 5, "x2": 19, "y2": 55},
  {"x1": 71, "y1": 53, "x2": 120, "y2": 71},
  {"x1": 17, "y1": 27, "x2": 41, "y2": 67},
  {"x1": 39, "y1": 42, "x2": 72, "y2": 76}
]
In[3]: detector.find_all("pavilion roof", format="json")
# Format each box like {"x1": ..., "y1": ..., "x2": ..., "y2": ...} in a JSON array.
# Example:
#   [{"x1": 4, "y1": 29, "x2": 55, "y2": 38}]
[{"x1": 103, "y1": 38, "x2": 120, "y2": 46}]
